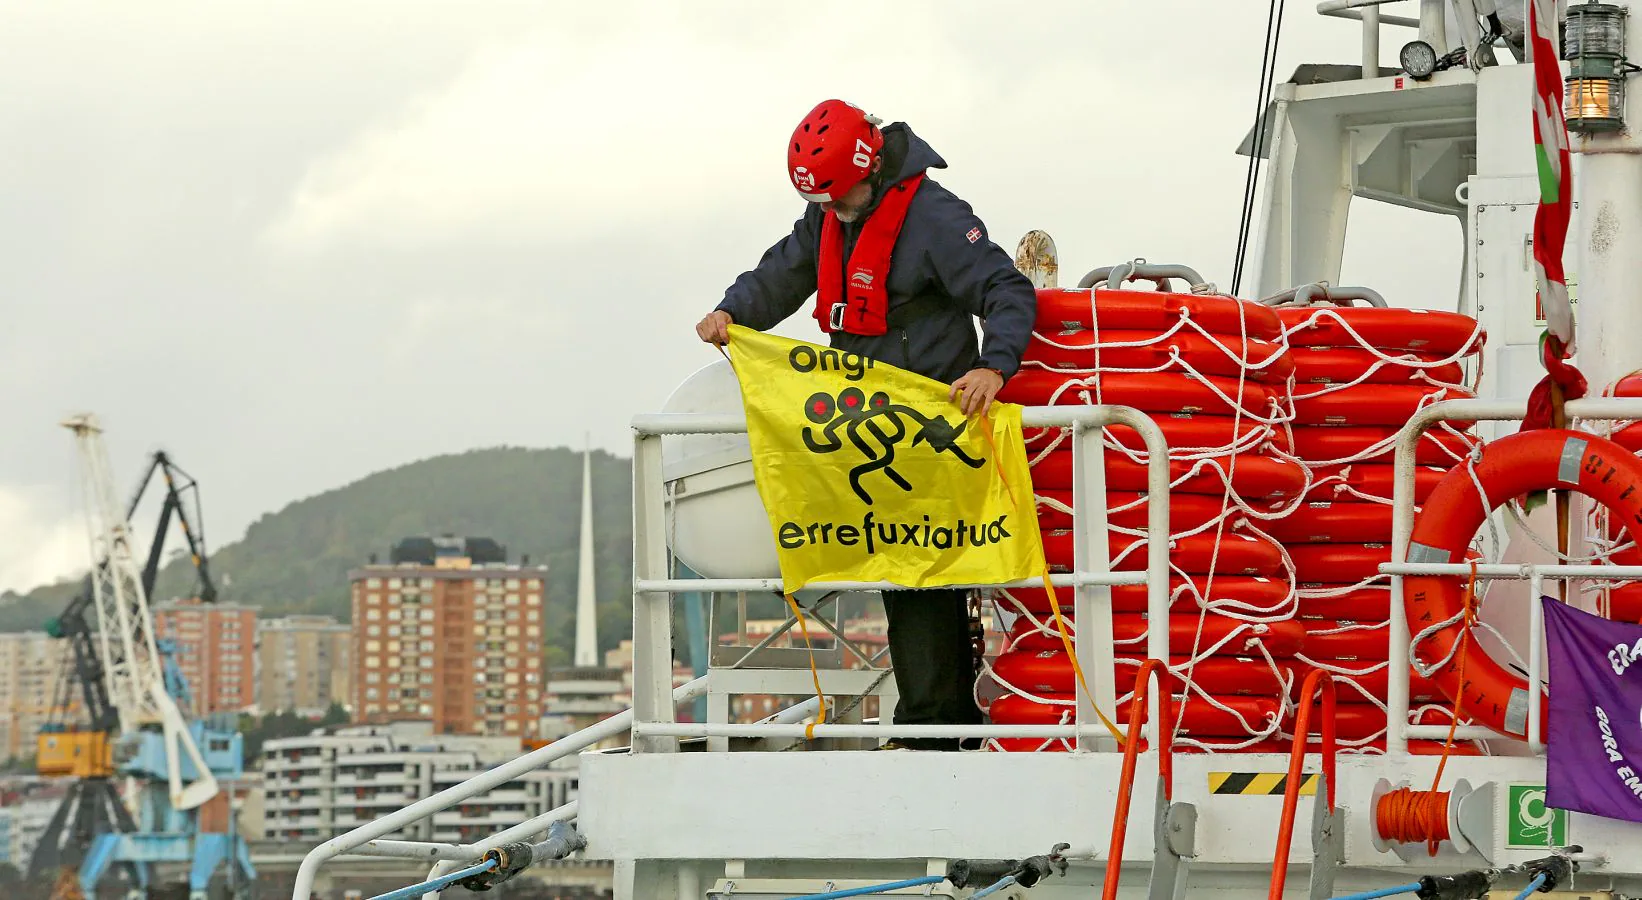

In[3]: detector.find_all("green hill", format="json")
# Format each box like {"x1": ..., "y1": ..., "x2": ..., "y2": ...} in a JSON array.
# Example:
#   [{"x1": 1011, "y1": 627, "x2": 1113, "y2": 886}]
[{"x1": 0, "y1": 446, "x2": 638, "y2": 665}]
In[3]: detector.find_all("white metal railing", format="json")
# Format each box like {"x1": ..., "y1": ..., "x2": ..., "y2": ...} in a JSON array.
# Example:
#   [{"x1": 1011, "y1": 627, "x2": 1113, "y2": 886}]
[
  {"x1": 1382, "y1": 397, "x2": 1642, "y2": 755},
  {"x1": 291, "y1": 403, "x2": 1173, "y2": 900},
  {"x1": 1315, "y1": 0, "x2": 1451, "y2": 77},
  {"x1": 627, "y1": 405, "x2": 1174, "y2": 754},
  {"x1": 288, "y1": 677, "x2": 706, "y2": 900}
]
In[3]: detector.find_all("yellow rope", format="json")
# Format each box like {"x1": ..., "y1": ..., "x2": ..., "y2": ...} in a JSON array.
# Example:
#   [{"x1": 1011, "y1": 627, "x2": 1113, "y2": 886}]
[
  {"x1": 1040, "y1": 568, "x2": 1128, "y2": 743},
  {"x1": 980, "y1": 408, "x2": 1126, "y2": 744},
  {"x1": 784, "y1": 592, "x2": 828, "y2": 740}
]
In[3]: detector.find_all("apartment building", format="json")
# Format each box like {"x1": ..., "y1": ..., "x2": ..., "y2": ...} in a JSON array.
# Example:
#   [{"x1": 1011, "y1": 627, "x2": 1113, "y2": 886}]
[
  {"x1": 257, "y1": 615, "x2": 352, "y2": 716},
  {"x1": 350, "y1": 536, "x2": 548, "y2": 736},
  {"x1": 0, "y1": 632, "x2": 73, "y2": 761},
  {"x1": 260, "y1": 721, "x2": 574, "y2": 846},
  {"x1": 152, "y1": 599, "x2": 257, "y2": 715}
]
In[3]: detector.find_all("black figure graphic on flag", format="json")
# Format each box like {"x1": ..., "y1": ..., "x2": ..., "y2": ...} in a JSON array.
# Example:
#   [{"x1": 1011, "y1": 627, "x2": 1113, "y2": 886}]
[{"x1": 801, "y1": 387, "x2": 984, "y2": 505}]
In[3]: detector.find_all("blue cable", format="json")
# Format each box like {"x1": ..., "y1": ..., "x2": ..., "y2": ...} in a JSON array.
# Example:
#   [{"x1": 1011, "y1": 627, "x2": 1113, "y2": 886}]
[
  {"x1": 1514, "y1": 873, "x2": 1549, "y2": 900},
  {"x1": 780, "y1": 875, "x2": 946, "y2": 900},
  {"x1": 969, "y1": 874, "x2": 1019, "y2": 898},
  {"x1": 366, "y1": 859, "x2": 497, "y2": 900},
  {"x1": 1331, "y1": 882, "x2": 1424, "y2": 900}
]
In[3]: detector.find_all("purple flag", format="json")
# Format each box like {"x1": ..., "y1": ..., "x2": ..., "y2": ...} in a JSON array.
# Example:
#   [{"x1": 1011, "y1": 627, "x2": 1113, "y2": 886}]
[{"x1": 1544, "y1": 597, "x2": 1642, "y2": 822}]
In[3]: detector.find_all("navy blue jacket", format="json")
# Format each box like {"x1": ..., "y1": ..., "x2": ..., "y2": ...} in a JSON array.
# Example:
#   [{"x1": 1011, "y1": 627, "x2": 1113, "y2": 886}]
[{"x1": 715, "y1": 123, "x2": 1037, "y2": 383}]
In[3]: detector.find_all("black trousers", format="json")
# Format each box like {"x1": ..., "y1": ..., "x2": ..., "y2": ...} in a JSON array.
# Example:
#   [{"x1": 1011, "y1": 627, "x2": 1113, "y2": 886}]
[{"x1": 881, "y1": 588, "x2": 982, "y2": 748}]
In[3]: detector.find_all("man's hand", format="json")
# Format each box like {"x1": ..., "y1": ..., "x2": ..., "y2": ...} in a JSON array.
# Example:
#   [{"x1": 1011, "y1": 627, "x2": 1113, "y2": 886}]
[
  {"x1": 949, "y1": 367, "x2": 1004, "y2": 417},
  {"x1": 696, "y1": 310, "x2": 733, "y2": 345}
]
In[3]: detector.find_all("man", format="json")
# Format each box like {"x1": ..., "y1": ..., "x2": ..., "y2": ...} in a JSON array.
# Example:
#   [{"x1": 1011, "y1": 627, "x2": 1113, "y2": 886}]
[{"x1": 695, "y1": 99, "x2": 1037, "y2": 750}]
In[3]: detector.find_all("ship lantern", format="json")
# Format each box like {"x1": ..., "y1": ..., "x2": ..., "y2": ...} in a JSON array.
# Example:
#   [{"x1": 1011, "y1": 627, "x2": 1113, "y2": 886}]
[{"x1": 1562, "y1": 2, "x2": 1631, "y2": 133}]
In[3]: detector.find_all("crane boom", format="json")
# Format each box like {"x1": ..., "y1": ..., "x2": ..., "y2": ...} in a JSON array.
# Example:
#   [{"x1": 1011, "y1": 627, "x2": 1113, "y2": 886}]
[{"x1": 62, "y1": 414, "x2": 217, "y2": 810}]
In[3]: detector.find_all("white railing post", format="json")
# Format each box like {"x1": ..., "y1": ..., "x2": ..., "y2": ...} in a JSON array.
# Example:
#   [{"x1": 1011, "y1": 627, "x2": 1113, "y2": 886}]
[
  {"x1": 630, "y1": 431, "x2": 677, "y2": 754},
  {"x1": 1071, "y1": 420, "x2": 1117, "y2": 751}
]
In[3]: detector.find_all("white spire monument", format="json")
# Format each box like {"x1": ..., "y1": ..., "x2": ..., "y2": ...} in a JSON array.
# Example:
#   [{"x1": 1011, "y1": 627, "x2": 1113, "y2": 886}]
[{"x1": 573, "y1": 440, "x2": 599, "y2": 668}]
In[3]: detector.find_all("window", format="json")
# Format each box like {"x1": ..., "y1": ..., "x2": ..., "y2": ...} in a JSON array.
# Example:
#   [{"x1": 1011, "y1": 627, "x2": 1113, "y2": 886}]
[
  {"x1": 505, "y1": 610, "x2": 519, "y2": 622},
  {"x1": 418, "y1": 641, "x2": 434, "y2": 652},
  {"x1": 525, "y1": 609, "x2": 538, "y2": 622},
  {"x1": 366, "y1": 657, "x2": 380, "y2": 668},
  {"x1": 506, "y1": 642, "x2": 519, "y2": 653},
  {"x1": 526, "y1": 625, "x2": 539, "y2": 638},
  {"x1": 420, "y1": 625, "x2": 434, "y2": 637},
  {"x1": 366, "y1": 609, "x2": 381, "y2": 621},
  {"x1": 472, "y1": 625, "x2": 484, "y2": 636},
  {"x1": 388, "y1": 609, "x2": 401, "y2": 621},
  {"x1": 506, "y1": 579, "x2": 519, "y2": 589},
  {"x1": 504, "y1": 672, "x2": 519, "y2": 686},
  {"x1": 526, "y1": 658, "x2": 539, "y2": 669},
  {"x1": 526, "y1": 579, "x2": 540, "y2": 589},
  {"x1": 505, "y1": 720, "x2": 520, "y2": 733},
  {"x1": 366, "y1": 703, "x2": 380, "y2": 714},
  {"x1": 420, "y1": 608, "x2": 435, "y2": 621},
  {"x1": 419, "y1": 703, "x2": 433, "y2": 715},
  {"x1": 505, "y1": 594, "x2": 519, "y2": 606},
  {"x1": 524, "y1": 672, "x2": 537, "y2": 684},
  {"x1": 505, "y1": 626, "x2": 519, "y2": 637},
  {"x1": 366, "y1": 672, "x2": 380, "y2": 684},
  {"x1": 420, "y1": 672, "x2": 434, "y2": 684},
  {"x1": 420, "y1": 658, "x2": 434, "y2": 669},
  {"x1": 366, "y1": 688, "x2": 380, "y2": 700},
  {"x1": 365, "y1": 641, "x2": 380, "y2": 652},
  {"x1": 368, "y1": 578, "x2": 381, "y2": 588},
  {"x1": 389, "y1": 579, "x2": 401, "y2": 588},
  {"x1": 387, "y1": 641, "x2": 400, "y2": 653},
  {"x1": 526, "y1": 688, "x2": 539, "y2": 701},
  {"x1": 474, "y1": 672, "x2": 486, "y2": 684}
]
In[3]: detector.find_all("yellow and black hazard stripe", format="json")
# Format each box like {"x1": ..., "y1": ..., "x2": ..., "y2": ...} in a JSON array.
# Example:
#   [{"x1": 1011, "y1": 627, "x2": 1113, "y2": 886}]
[{"x1": 1208, "y1": 772, "x2": 1319, "y2": 796}]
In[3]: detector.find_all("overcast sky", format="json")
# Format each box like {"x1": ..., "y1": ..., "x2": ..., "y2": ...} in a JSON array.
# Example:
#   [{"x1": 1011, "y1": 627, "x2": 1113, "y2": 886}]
[{"x1": 0, "y1": 1, "x2": 1464, "y2": 594}]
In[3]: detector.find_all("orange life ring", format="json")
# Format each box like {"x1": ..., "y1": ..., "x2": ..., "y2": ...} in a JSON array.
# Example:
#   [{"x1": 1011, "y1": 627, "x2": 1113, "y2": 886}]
[
  {"x1": 992, "y1": 649, "x2": 1291, "y2": 698},
  {"x1": 1290, "y1": 543, "x2": 1391, "y2": 585},
  {"x1": 1290, "y1": 425, "x2": 1478, "y2": 466},
  {"x1": 1033, "y1": 490, "x2": 1233, "y2": 532},
  {"x1": 1024, "y1": 415, "x2": 1292, "y2": 454},
  {"x1": 1265, "y1": 501, "x2": 1395, "y2": 544},
  {"x1": 1022, "y1": 330, "x2": 1294, "y2": 382},
  {"x1": 1405, "y1": 428, "x2": 1642, "y2": 740},
  {"x1": 1296, "y1": 586, "x2": 1392, "y2": 621},
  {"x1": 1033, "y1": 288, "x2": 1284, "y2": 339},
  {"x1": 1291, "y1": 347, "x2": 1465, "y2": 386},
  {"x1": 1292, "y1": 384, "x2": 1476, "y2": 427},
  {"x1": 998, "y1": 369, "x2": 1278, "y2": 418},
  {"x1": 1305, "y1": 463, "x2": 1449, "y2": 505},
  {"x1": 989, "y1": 691, "x2": 1282, "y2": 736},
  {"x1": 1298, "y1": 619, "x2": 1387, "y2": 661},
  {"x1": 1008, "y1": 612, "x2": 1307, "y2": 656},
  {"x1": 1002, "y1": 575, "x2": 1290, "y2": 615},
  {"x1": 1042, "y1": 529, "x2": 1284, "y2": 576},
  {"x1": 1276, "y1": 307, "x2": 1484, "y2": 356},
  {"x1": 1029, "y1": 448, "x2": 1307, "y2": 499}
]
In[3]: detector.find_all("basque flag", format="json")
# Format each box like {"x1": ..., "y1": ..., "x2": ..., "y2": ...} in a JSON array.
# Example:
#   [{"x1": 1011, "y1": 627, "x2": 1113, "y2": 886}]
[{"x1": 1544, "y1": 597, "x2": 1642, "y2": 823}]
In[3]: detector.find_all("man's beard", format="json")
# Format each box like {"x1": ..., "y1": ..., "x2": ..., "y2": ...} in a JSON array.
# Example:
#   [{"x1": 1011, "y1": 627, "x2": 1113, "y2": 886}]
[{"x1": 832, "y1": 206, "x2": 863, "y2": 223}]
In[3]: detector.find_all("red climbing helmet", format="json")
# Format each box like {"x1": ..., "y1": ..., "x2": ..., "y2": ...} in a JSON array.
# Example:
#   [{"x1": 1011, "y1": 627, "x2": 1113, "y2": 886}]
[{"x1": 787, "y1": 99, "x2": 883, "y2": 203}]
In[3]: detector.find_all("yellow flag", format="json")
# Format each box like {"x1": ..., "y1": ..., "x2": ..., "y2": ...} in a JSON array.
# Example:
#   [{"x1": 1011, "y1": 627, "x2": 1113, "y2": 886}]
[{"x1": 725, "y1": 324, "x2": 1045, "y2": 591}]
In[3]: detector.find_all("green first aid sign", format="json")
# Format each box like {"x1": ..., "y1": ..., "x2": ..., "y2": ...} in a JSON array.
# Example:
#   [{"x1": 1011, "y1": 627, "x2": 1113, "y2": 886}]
[{"x1": 1506, "y1": 784, "x2": 1568, "y2": 849}]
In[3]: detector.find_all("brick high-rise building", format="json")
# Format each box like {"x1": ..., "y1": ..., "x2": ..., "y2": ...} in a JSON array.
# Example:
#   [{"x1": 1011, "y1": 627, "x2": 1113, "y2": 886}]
[
  {"x1": 0, "y1": 632, "x2": 74, "y2": 760},
  {"x1": 257, "y1": 615, "x2": 352, "y2": 716},
  {"x1": 350, "y1": 536, "x2": 548, "y2": 736},
  {"x1": 152, "y1": 599, "x2": 257, "y2": 715}
]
